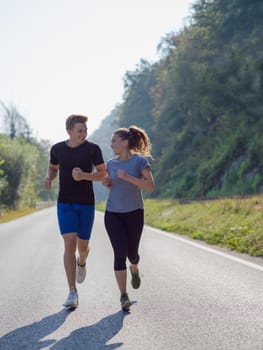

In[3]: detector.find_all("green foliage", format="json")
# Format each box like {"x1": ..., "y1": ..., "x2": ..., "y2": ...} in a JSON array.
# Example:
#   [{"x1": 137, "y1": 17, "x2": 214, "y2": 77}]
[
  {"x1": 147, "y1": 196, "x2": 263, "y2": 257},
  {"x1": 0, "y1": 100, "x2": 60, "y2": 211},
  {"x1": 0, "y1": 130, "x2": 56, "y2": 211},
  {"x1": 0, "y1": 101, "x2": 32, "y2": 139},
  {"x1": 106, "y1": 0, "x2": 263, "y2": 200},
  {"x1": 118, "y1": 59, "x2": 157, "y2": 139}
]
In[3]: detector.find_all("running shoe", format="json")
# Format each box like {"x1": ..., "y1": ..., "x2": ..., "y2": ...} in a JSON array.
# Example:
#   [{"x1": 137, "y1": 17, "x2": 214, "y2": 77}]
[
  {"x1": 120, "y1": 293, "x2": 131, "y2": 310},
  {"x1": 76, "y1": 258, "x2": 86, "y2": 283},
  {"x1": 63, "y1": 289, "x2": 79, "y2": 308},
  {"x1": 130, "y1": 266, "x2": 141, "y2": 289}
]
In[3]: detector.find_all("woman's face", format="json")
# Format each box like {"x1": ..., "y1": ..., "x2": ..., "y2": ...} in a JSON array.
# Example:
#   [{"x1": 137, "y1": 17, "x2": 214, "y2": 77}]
[{"x1": 111, "y1": 133, "x2": 128, "y2": 155}]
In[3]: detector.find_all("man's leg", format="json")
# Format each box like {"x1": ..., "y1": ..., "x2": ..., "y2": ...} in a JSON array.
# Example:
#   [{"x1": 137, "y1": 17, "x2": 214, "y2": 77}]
[
  {"x1": 76, "y1": 204, "x2": 94, "y2": 283},
  {"x1": 62, "y1": 232, "x2": 77, "y2": 291},
  {"x1": 75, "y1": 239, "x2": 89, "y2": 284},
  {"x1": 77, "y1": 238, "x2": 90, "y2": 266}
]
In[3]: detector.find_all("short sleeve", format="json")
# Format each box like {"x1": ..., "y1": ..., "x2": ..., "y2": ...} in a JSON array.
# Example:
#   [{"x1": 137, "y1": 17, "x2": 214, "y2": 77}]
[
  {"x1": 92, "y1": 144, "x2": 104, "y2": 166},
  {"x1": 50, "y1": 145, "x2": 58, "y2": 165},
  {"x1": 139, "y1": 156, "x2": 151, "y2": 172}
]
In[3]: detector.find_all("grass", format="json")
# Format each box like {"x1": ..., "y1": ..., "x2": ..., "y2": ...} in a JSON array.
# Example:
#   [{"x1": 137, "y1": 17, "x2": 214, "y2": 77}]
[
  {"x1": 0, "y1": 207, "x2": 40, "y2": 223},
  {"x1": 2, "y1": 196, "x2": 263, "y2": 257},
  {"x1": 97, "y1": 195, "x2": 263, "y2": 258}
]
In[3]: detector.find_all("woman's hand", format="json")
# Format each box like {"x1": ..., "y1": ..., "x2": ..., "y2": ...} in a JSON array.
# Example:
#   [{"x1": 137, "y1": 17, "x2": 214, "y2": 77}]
[{"x1": 117, "y1": 169, "x2": 128, "y2": 180}]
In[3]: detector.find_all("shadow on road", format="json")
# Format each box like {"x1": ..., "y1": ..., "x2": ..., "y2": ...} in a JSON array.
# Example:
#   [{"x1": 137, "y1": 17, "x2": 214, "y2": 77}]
[
  {"x1": 0, "y1": 308, "x2": 70, "y2": 349},
  {"x1": 50, "y1": 310, "x2": 128, "y2": 350},
  {"x1": 0, "y1": 309, "x2": 128, "y2": 350}
]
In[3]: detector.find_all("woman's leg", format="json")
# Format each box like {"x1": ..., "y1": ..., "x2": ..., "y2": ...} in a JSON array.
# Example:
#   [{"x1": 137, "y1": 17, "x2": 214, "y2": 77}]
[
  {"x1": 126, "y1": 209, "x2": 144, "y2": 269},
  {"x1": 126, "y1": 209, "x2": 144, "y2": 288},
  {"x1": 104, "y1": 211, "x2": 128, "y2": 295},
  {"x1": 114, "y1": 270, "x2": 127, "y2": 295}
]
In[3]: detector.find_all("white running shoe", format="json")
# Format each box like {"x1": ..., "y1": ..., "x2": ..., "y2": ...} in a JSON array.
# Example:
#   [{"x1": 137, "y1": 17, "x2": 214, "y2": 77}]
[
  {"x1": 76, "y1": 258, "x2": 86, "y2": 283},
  {"x1": 63, "y1": 289, "x2": 78, "y2": 308}
]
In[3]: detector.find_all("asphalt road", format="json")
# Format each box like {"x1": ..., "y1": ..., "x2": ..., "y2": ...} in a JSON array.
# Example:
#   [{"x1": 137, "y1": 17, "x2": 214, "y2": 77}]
[{"x1": 0, "y1": 206, "x2": 262, "y2": 350}]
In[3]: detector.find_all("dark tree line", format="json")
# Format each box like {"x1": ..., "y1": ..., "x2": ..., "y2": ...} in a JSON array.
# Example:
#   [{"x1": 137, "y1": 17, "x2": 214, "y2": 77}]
[
  {"x1": 0, "y1": 102, "x2": 57, "y2": 212},
  {"x1": 113, "y1": 0, "x2": 263, "y2": 199}
]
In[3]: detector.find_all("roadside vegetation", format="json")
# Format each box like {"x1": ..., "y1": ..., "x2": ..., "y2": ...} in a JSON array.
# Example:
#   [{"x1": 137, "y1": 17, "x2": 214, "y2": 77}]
[
  {"x1": 96, "y1": 195, "x2": 263, "y2": 258},
  {"x1": 1, "y1": 1, "x2": 263, "y2": 260},
  {"x1": 1, "y1": 195, "x2": 262, "y2": 258},
  {"x1": 0, "y1": 207, "x2": 39, "y2": 224},
  {"x1": 0, "y1": 102, "x2": 58, "y2": 216}
]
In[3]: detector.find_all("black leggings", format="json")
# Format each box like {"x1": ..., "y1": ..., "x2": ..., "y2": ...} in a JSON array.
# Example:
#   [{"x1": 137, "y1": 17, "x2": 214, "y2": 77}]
[{"x1": 104, "y1": 209, "x2": 144, "y2": 271}]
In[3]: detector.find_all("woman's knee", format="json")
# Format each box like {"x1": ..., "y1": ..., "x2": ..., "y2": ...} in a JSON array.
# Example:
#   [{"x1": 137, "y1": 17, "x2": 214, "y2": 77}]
[
  {"x1": 114, "y1": 255, "x2": 126, "y2": 270},
  {"x1": 128, "y1": 254, "x2": 140, "y2": 265}
]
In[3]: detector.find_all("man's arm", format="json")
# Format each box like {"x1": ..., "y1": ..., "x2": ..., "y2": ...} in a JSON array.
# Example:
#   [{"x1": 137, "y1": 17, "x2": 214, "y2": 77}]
[
  {"x1": 72, "y1": 163, "x2": 107, "y2": 182},
  {"x1": 44, "y1": 163, "x2": 59, "y2": 190}
]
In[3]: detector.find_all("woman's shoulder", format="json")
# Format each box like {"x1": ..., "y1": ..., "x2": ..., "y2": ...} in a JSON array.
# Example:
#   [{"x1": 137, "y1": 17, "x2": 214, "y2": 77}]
[
  {"x1": 132, "y1": 153, "x2": 148, "y2": 162},
  {"x1": 107, "y1": 156, "x2": 118, "y2": 164}
]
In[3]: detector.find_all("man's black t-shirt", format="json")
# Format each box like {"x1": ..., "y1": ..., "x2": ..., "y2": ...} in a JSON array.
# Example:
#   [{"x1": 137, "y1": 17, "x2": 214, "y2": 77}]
[{"x1": 50, "y1": 140, "x2": 104, "y2": 205}]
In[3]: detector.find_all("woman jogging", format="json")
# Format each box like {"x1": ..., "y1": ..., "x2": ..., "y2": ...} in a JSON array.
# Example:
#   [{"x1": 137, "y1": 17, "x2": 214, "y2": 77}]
[{"x1": 102, "y1": 125, "x2": 155, "y2": 310}]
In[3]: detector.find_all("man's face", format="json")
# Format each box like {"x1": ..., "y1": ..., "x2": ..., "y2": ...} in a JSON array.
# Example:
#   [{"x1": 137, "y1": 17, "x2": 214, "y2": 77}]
[{"x1": 68, "y1": 122, "x2": 87, "y2": 144}]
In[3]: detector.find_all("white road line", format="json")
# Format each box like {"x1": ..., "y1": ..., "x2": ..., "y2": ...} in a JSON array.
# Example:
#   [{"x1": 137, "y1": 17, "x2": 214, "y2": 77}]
[{"x1": 146, "y1": 225, "x2": 263, "y2": 272}]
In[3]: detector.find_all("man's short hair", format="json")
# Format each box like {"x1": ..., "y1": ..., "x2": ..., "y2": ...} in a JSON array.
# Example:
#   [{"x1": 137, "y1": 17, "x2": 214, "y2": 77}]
[{"x1": 66, "y1": 115, "x2": 88, "y2": 130}]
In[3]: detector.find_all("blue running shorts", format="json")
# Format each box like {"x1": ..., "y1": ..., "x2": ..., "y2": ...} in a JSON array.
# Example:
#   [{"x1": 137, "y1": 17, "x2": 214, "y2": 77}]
[{"x1": 57, "y1": 203, "x2": 95, "y2": 240}]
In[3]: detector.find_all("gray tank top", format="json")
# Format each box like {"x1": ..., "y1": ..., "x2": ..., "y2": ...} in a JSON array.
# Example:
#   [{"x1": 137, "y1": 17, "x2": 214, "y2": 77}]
[{"x1": 106, "y1": 154, "x2": 150, "y2": 213}]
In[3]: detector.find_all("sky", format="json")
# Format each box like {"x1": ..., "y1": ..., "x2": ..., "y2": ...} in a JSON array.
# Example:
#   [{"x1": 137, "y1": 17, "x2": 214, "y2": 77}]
[{"x1": 0, "y1": 0, "x2": 194, "y2": 143}]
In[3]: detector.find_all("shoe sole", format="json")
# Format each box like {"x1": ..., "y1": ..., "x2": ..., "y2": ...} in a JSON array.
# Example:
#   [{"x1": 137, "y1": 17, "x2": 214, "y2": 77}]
[
  {"x1": 121, "y1": 300, "x2": 132, "y2": 310},
  {"x1": 76, "y1": 276, "x2": 86, "y2": 283},
  {"x1": 63, "y1": 302, "x2": 78, "y2": 308}
]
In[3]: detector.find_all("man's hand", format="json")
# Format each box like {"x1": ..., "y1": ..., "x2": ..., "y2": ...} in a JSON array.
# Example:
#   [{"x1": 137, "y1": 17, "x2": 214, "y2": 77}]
[
  {"x1": 72, "y1": 167, "x2": 85, "y2": 181},
  {"x1": 44, "y1": 177, "x2": 52, "y2": 190},
  {"x1": 102, "y1": 176, "x2": 112, "y2": 188}
]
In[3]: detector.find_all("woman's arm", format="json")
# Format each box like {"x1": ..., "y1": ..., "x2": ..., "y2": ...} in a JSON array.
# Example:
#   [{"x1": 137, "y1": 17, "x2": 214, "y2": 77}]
[{"x1": 117, "y1": 166, "x2": 155, "y2": 192}]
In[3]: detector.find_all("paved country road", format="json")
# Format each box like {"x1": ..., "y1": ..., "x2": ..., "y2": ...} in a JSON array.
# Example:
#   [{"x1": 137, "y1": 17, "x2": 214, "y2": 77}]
[{"x1": 0, "y1": 207, "x2": 262, "y2": 350}]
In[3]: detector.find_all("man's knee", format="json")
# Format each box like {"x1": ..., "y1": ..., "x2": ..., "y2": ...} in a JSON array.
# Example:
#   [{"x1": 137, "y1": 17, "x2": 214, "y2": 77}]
[
  {"x1": 63, "y1": 233, "x2": 77, "y2": 253},
  {"x1": 78, "y1": 240, "x2": 90, "y2": 255}
]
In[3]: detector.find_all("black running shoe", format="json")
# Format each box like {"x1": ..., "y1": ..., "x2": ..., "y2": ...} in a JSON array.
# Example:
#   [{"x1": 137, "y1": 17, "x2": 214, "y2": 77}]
[
  {"x1": 130, "y1": 266, "x2": 141, "y2": 289},
  {"x1": 120, "y1": 293, "x2": 131, "y2": 310}
]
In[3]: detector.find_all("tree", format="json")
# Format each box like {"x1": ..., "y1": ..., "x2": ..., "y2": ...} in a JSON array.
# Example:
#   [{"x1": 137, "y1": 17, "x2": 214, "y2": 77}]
[{"x1": 0, "y1": 101, "x2": 32, "y2": 140}]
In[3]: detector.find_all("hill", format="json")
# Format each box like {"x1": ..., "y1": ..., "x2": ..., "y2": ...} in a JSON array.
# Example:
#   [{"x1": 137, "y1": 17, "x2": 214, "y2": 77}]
[{"x1": 91, "y1": 0, "x2": 263, "y2": 201}]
